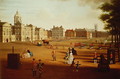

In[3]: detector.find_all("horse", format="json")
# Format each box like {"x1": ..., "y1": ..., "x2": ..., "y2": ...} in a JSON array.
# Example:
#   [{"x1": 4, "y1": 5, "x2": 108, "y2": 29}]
[{"x1": 42, "y1": 40, "x2": 49, "y2": 45}]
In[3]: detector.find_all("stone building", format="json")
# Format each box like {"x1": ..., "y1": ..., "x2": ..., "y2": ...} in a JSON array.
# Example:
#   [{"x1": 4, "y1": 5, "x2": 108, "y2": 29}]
[
  {"x1": 0, "y1": 21, "x2": 13, "y2": 42},
  {"x1": 65, "y1": 29, "x2": 76, "y2": 38},
  {"x1": 13, "y1": 11, "x2": 47, "y2": 42},
  {"x1": 47, "y1": 30, "x2": 52, "y2": 39},
  {"x1": 0, "y1": 11, "x2": 48, "y2": 43},
  {"x1": 35, "y1": 27, "x2": 48, "y2": 40},
  {"x1": 51, "y1": 26, "x2": 64, "y2": 39},
  {"x1": 92, "y1": 31, "x2": 109, "y2": 38},
  {"x1": 75, "y1": 28, "x2": 92, "y2": 39},
  {"x1": 13, "y1": 11, "x2": 27, "y2": 41}
]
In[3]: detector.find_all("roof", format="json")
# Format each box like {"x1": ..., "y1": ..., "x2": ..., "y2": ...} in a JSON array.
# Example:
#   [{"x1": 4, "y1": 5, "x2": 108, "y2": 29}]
[
  {"x1": 66, "y1": 29, "x2": 74, "y2": 32},
  {"x1": 0, "y1": 22, "x2": 12, "y2": 27},
  {"x1": 75, "y1": 28, "x2": 86, "y2": 31},
  {"x1": 0, "y1": 22, "x2": 7, "y2": 27}
]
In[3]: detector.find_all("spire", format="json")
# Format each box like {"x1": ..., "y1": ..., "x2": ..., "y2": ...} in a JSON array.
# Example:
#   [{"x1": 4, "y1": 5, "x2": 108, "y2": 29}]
[
  {"x1": 15, "y1": 10, "x2": 20, "y2": 16},
  {"x1": 16, "y1": 10, "x2": 19, "y2": 14},
  {"x1": 14, "y1": 10, "x2": 22, "y2": 25},
  {"x1": 94, "y1": 24, "x2": 98, "y2": 31}
]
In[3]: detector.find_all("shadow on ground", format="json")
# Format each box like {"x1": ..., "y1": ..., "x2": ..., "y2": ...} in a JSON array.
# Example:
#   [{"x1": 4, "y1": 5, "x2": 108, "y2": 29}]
[{"x1": 1, "y1": 59, "x2": 120, "y2": 79}]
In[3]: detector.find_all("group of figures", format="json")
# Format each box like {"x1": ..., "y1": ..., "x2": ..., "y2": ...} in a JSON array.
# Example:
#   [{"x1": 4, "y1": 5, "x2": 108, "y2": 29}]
[
  {"x1": 21, "y1": 50, "x2": 33, "y2": 58},
  {"x1": 64, "y1": 47, "x2": 77, "y2": 63},
  {"x1": 93, "y1": 52, "x2": 110, "y2": 72},
  {"x1": 32, "y1": 58, "x2": 44, "y2": 78},
  {"x1": 98, "y1": 54, "x2": 110, "y2": 72},
  {"x1": 64, "y1": 47, "x2": 80, "y2": 71}
]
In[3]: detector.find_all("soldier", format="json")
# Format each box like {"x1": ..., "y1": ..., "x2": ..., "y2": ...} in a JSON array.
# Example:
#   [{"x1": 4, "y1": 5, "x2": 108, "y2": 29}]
[
  {"x1": 37, "y1": 59, "x2": 44, "y2": 78},
  {"x1": 32, "y1": 58, "x2": 37, "y2": 77}
]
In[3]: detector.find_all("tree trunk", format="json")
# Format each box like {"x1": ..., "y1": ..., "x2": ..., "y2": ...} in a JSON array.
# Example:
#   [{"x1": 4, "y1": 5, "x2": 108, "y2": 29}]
[
  {"x1": 118, "y1": 34, "x2": 120, "y2": 62},
  {"x1": 115, "y1": 35, "x2": 117, "y2": 47},
  {"x1": 112, "y1": 34, "x2": 113, "y2": 44}
]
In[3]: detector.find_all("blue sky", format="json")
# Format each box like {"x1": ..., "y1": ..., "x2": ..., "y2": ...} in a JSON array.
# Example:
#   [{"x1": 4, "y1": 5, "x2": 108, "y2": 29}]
[{"x1": 0, "y1": 0, "x2": 109, "y2": 30}]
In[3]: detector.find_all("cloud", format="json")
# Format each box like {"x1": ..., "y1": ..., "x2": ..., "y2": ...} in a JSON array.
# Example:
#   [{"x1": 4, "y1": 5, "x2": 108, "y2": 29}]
[
  {"x1": 52, "y1": 0, "x2": 69, "y2": 1},
  {"x1": 78, "y1": 0, "x2": 111, "y2": 8},
  {"x1": 54, "y1": 0, "x2": 110, "y2": 9},
  {"x1": 54, "y1": 0, "x2": 110, "y2": 3}
]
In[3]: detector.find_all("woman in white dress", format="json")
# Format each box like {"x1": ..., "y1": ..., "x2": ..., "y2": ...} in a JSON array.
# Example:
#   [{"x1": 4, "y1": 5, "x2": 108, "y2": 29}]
[{"x1": 68, "y1": 52, "x2": 74, "y2": 64}]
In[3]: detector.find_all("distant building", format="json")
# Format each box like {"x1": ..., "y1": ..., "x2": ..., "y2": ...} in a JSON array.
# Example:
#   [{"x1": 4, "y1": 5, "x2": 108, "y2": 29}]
[
  {"x1": 47, "y1": 30, "x2": 52, "y2": 39},
  {"x1": 13, "y1": 11, "x2": 48, "y2": 42},
  {"x1": 0, "y1": 21, "x2": 13, "y2": 42},
  {"x1": 92, "y1": 31, "x2": 109, "y2": 37},
  {"x1": 0, "y1": 11, "x2": 109, "y2": 43},
  {"x1": 13, "y1": 11, "x2": 36, "y2": 42},
  {"x1": 51, "y1": 26, "x2": 64, "y2": 39},
  {"x1": 75, "y1": 28, "x2": 92, "y2": 39},
  {"x1": 0, "y1": 11, "x2": 48, "y2": 43},
  {"x1": 38, "y1": 28, "x2": 47, "y2": 40},
  {"x1": 65, "y1": 29, "x2": 76, "y2": 38}
]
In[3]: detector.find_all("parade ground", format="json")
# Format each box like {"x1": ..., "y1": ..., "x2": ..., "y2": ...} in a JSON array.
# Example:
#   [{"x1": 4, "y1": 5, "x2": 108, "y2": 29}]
[{"x1": 0, "y1": 38, "x2": 120, "y2": 79}]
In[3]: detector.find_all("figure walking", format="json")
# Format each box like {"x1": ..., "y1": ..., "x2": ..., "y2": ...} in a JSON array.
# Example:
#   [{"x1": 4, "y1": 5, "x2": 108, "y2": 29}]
[
  {"x1": 52, "y1": 50, "x2": 56, "y2": 61},
  {"x1": 32, "y1": 58, "x2": 37, "y2": 77}
]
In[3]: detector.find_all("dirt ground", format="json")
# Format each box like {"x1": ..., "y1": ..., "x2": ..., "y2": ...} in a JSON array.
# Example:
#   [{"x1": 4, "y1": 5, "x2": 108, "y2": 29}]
[{"x1": 0, "y1": 39, "x2": 120, "y2": 79}]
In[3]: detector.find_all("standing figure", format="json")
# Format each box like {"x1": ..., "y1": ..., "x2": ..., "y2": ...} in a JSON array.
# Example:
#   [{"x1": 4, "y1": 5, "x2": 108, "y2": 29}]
[
  {"x1": 110, "y1": 53, "x2": 113, "y2": 64},
  {"x1": 32, "y1": 58, "x2": 37, "y2": 77},
  {"x1": 76, "y1": 61, "x2": 81, "y2": 72},
  {"x1": 98, "y1": 54, "x2": 110, "y2": 72},
  {"x1": 37, "y1": 59, "x2": 43, "y2": 69},
  {"x1": 37, "y1": 59, "x2": 44, "y2": 78},
  {"x1": 93, "y1": 52, "x2": 98, "y2": 63},
  {"x1": 72, "y1": 48, "x2": 77, "y2": 55},
  {"x1": 64, "y1": 51, "x2": 69, "y2": 64},
  {"x1": 68, "y1": 52, "x2": 74, "y2": 64},
  {"x1": 52, "y1": 50, "x2": 56, "y2": 61},
  {"x1": 38, "y1": 68, "x2": 43, "y2": 78}
]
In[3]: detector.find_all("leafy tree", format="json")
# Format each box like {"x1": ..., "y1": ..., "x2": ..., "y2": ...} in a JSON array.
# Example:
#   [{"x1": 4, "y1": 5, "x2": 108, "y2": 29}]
[{"x1": 100, "y1": 0, "x2": 120, "y2": 61}]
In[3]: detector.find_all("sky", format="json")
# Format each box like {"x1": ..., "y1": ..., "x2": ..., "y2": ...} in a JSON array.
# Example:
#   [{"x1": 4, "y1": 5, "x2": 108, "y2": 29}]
[{"x1": 0, "y1": 0, "x2": 110, "y2": 30}]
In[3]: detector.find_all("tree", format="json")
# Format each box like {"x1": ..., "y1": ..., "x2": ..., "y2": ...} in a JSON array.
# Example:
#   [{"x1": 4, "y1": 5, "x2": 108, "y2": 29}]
[{"x1": 99, "y1": 0, "x2": 120, "y2": 61}]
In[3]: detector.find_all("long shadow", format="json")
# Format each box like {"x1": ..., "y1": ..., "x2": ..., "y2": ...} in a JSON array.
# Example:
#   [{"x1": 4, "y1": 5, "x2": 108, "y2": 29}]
[
  {"x1": 78, "y1": 54, "x2": 94, "y2": 57},
  {"x1": 75, "y1": 57, "x2": 92, "y2": 60},
  {"x1": 1, "y1": 58, "x2": 120, "y2": 79}
]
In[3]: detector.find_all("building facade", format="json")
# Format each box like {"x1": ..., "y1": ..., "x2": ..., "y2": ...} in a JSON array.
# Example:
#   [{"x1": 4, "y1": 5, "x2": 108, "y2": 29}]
[
  {"x1": 51, "y1": 26, "x2": 64, "y2": 39},
  {"x1": 47, "y1": 30, "x2": 52, "y2": 39},
  {"x1": 65, "y1": 29, "x2": 76, "y2": 38},
  {"x1": 0, "y1": 11, "x2": 48, "y2": 43},
  {"x1": 75, "y1": 28, "x2": 92, "y2": 39},
  {"x1": 92, "y1": 31, "x2": 109, "y2": 38},
  {"x1": 0, "y1": 11, "x2": 109, "y2": 43},
  {"x1": 0, "y1": 22, "x2": 13, "y2": 42}
]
